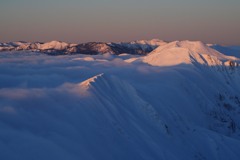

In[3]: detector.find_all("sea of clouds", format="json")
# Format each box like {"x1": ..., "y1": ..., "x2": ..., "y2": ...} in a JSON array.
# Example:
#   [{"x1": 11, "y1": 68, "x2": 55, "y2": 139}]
[{"x1": 1, "y1": 51, "x2": 240, "y2": 160}]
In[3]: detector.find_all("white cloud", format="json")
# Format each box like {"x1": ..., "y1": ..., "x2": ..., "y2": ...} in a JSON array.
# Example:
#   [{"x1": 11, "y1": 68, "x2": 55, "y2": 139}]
[{"x1": 0, "y1": 51, "x2": 240, "y2": 160}]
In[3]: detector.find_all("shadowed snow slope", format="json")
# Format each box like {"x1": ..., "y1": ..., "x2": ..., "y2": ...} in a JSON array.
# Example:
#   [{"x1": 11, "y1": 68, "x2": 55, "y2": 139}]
[{"x1": 209, "y1": 44, "x2": 240, "y2": 58}]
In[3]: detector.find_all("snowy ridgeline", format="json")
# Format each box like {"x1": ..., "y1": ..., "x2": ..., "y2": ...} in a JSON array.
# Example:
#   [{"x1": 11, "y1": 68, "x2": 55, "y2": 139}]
[
  {"x1": 0, "y1": 40, "x2": 240, "y2": 160},
  {"x1": 0, "y1": 39, "x2": 167, "y2": 55}
]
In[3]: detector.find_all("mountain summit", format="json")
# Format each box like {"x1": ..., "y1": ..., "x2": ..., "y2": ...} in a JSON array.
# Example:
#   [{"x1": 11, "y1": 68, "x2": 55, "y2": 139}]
[{"x1": 144, "y1": 40, "x2": 238, "y2": 67}]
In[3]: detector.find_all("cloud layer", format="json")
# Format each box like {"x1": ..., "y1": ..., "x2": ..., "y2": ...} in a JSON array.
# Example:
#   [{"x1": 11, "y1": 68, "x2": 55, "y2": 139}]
[{"x1": 1, "y1": 51, "x2": 240, "y2": 160}]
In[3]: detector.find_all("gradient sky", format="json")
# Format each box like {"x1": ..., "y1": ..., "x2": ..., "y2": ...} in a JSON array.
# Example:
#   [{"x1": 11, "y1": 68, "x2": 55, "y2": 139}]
[{"x1": 0, "y1": 0, "x2": 240, "y2": 45}]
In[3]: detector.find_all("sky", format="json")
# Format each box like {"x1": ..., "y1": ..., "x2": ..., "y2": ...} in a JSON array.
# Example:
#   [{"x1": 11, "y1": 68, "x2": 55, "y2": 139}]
[{"x1": 0, "y1": 0, "x2": 240, "y2": 45}]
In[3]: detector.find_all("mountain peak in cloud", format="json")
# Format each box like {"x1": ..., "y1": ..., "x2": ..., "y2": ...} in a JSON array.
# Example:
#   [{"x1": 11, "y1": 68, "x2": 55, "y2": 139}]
[
  {"x1": 144, "y1": 40, "x2": 237, "y2": 67},
  {"x1": 80, "y1": 73, "x2": 105, "y2": 89}
]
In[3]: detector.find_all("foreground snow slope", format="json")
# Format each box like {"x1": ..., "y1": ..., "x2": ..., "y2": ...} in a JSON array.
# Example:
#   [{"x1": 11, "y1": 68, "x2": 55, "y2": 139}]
[{"x1": 0, "y1": 40, "x2": 240, "y2": 160}]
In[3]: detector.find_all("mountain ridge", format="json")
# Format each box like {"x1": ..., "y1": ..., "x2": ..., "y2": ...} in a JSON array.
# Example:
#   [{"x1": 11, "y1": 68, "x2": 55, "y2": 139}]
[
  {"x1": 1, "y1": 39, "x2": 239, "y2": 59},
  {"x1": 143, "y1": 40, "x2": 239, "y2": 67},
  {"x1": 0, "y1": 39, "x2": 167, "y2": 55}
]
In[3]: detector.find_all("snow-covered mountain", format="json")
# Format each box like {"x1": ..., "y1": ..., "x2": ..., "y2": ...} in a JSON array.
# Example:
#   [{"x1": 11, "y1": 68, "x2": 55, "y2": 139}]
[
  {"x1": 142, "y1": 40, "x2": 240, "y2": 139},
  {"x1": 0, "y1": 40, "x2": 240, "y2": 160},
  {"x1": 39, "y1": 40, "x2": 70, "y2": 50},
  {"x1": 0, "y1": 39, "x2": 167, "y2": 55},
  {"x1": 143, "y1": 40, "x2": 237, "y2": 66}
]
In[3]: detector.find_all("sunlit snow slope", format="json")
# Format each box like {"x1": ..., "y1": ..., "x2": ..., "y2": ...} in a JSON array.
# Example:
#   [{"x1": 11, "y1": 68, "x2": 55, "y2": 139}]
[{"x1": 0, "y1": 40, "x2": 240, "y2": 160}]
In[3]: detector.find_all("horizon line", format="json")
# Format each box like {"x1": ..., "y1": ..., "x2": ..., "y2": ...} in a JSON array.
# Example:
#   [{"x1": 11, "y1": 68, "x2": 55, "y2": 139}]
[{"x1": 1, "y1": 39, "x2": 239, "y2": 46}]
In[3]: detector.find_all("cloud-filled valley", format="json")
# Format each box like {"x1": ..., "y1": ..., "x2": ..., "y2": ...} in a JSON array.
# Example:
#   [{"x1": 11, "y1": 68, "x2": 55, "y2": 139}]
[{"x1": 1, "y1": 40, "x2": 240, "y2": 160}]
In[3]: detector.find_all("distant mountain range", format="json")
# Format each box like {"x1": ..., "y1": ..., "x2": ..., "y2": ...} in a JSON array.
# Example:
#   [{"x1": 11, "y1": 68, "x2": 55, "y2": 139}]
[
  {"x1": 0, "y1": 39, "x2": 167, "y2": 55},
  {"x1": 1, "y1": 39, "x2": 239, "y2": 59}
]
